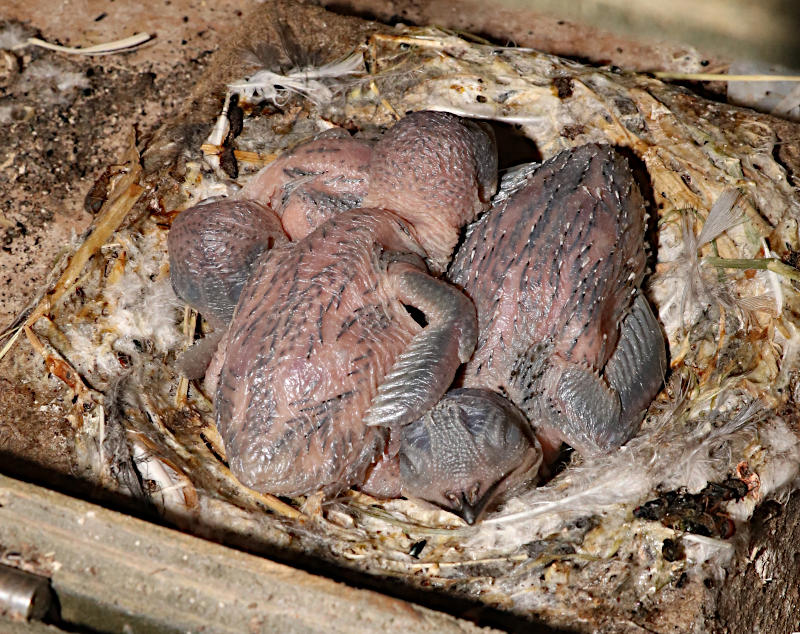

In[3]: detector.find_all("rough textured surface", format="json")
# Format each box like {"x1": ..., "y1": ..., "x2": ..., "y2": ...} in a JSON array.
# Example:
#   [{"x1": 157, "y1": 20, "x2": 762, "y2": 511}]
[
  {"x1": 715, "y1": 491, "x2": 800, "y2": 634},
  {"x1": 2, "y1": 1, "x2": 800, "y2": 633},
  {"x1": 0, "y1": 473, "x2": 496, "y2": 633},
  {"x1": 1, "y1": 0, "x2": 248, "y2": 327},
  {"x1": 0, "y1": 0, "x2": 251, "y2": 474},
  {"x1": 448, "y1": 144, "x2": 662, "y2": 456},
  {"x1": 320, "y1": 0, "x2": 725, "y2": 73}
]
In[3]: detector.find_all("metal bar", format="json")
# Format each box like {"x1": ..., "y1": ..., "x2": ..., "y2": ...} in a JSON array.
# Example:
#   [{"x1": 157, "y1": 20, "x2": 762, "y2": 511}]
[{"x1": 0, "y1": 564, "x2": 52, "y2": 621}]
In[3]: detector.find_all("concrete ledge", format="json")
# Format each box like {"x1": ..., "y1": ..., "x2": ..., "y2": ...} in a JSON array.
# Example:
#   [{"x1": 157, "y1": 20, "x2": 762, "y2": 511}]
[{"x1": 0, "y1": 474, "x2": 494, "y2": 633}]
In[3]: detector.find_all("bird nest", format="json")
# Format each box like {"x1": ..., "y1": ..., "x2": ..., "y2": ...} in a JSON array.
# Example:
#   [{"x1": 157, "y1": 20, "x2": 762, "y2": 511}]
[{"x1": 5, "y1": 4, "x2": 800, "y2": 631}]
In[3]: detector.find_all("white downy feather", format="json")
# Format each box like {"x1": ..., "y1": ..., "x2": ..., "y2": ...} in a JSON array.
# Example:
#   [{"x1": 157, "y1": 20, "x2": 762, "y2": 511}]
[
  {"x1": 469, "y1": 391, "x2": 765, "y2": 551},
  {"x1": 0, "y1": 23, "x2": 31, "y2": 50},
  {"x1": 753, "y1": 418, "x2": 800, "y2": 499},
  {"x1": 736, "y1": 293, "x2": 778, "y2": 316},
  {"x1": 58, "y1": 230, "x2": 184, "y2": 386},
  {"x1": 660, "y1": 188, "x2": 773, "y2": 329},
  {"x1": 20, "y1": 60, "x2": 90, "y2": 105},
  {"x1": 696, "y1": 188, "x2": 743, "y2": 246},
  {"x1": 228, "y1": 53, "x2": 365, "y2": 107}
]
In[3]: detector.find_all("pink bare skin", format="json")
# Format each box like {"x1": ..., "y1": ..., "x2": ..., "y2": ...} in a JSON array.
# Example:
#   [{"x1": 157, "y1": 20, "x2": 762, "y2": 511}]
[
  {"x1": 359, "y1": 430, "x2": 403, "y2": 499},
  {"x1": 237, "y1": 128, "x2": 372, "y2": 240},
  {"x1": 448, "y1": 143, "x2": 666, "y2": 457},
  {"x1": 215, "y1": 209, "x2": 477, "y2": 495},
  {"x1": 364, "y1": 111, "x2": 497, "y2": 274},
  {"x1": 213, "y1": 111, "x2": 497, "y2": 496}
]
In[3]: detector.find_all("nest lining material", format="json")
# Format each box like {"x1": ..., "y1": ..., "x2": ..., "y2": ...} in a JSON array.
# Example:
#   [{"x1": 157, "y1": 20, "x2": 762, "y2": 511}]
[{"x1": 6, "y1": 21, "x2": 800, "y2": 630}]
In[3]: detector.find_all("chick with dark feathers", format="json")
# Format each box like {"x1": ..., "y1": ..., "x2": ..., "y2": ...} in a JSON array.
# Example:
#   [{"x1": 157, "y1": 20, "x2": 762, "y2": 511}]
[{"x1": 394, "y1": 145, "x2": 666, "y2": 524}]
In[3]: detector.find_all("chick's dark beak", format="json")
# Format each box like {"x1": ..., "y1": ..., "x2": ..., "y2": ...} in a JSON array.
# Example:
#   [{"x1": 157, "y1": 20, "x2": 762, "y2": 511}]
[{"x1": 453, "y1": 490, "x2": 492, "y2": 525}]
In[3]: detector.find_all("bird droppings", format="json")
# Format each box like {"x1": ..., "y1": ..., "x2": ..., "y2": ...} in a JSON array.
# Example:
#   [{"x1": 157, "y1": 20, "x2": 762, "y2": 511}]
[{"x1": 2, "y1": 3, "x2": 800, "y2": 632}]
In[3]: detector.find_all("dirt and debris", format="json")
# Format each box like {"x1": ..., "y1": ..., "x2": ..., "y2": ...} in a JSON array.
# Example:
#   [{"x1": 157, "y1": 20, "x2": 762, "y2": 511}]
[
  {"x1": 0, "y1": 0, "x2": 248, "y2": 328},
  {"x1": 633, "y1": 479, "x2": 750, "y2": 538},
  {"x1": 0, "y1": 2, "x2": 248, "y2": 472},
  {"x1": 2, "y1": 1, "x2": 800, "y2": 633}
]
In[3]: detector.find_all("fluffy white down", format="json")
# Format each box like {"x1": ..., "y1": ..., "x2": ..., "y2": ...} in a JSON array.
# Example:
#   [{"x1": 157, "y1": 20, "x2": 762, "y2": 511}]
[
  {"x1": 0, "y1": 23, "x2": 30, "y2": 50},
  {"x1": 467, "y1": 391, "x2": 773, "y2": 552},
  {"x1": 19, "y1": 60, "x2": 90, "y2": 105},
  {"x1": 60, "y1": 229, "x2": 183, "y2": 385}
]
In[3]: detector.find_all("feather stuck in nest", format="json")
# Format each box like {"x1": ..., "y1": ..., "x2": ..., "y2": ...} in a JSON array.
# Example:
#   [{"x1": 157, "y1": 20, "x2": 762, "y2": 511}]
[
  {"x1": 6, "y1": 12, "x2": 800, "y2": 630},
  {"x1": 228, "y1": 51, "x2": 364, "y2": 108}
]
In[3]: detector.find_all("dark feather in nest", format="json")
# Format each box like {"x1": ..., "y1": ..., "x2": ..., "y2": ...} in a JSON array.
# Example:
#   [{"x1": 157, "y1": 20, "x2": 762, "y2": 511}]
[
  {"x1": 241, "y1": 20, "x2": 324, "y2": 74},
  {"x1": 103, "y1": 370, "x2": 147, "y2": 501}
]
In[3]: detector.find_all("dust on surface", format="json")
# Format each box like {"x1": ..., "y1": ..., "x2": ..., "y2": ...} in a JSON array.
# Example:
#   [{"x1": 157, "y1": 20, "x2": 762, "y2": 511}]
[
  {"x1": 0, "y1": 0, "x2": 250, "y2": 328},
  {"x1": 0, "y1": 0, "x2": 250, "y2": 484},
  {"x1": 0, "y1": 347, "x2": 75, "y2": 473}
]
